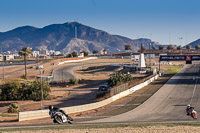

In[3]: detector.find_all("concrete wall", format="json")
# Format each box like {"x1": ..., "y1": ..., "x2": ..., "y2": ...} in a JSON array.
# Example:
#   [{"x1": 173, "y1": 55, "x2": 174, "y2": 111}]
[
  {"x1": 57, "y1": 57, "x2": 97, "y2": 65},
  {"x1": 18, "y1": 74, "x2": 160, "y2": 122}
]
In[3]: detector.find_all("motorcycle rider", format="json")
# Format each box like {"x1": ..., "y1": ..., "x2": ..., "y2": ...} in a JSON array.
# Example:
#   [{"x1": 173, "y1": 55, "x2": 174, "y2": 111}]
[
  {"x1": 186, "y1": 104, "x2": 191, "y2": 115},
  {"x1": 186, "y1": 104, "x2": 195, "y2": 115},
  {"x1": 49, "y1": 105, "x2": 69, "y2": 118}
]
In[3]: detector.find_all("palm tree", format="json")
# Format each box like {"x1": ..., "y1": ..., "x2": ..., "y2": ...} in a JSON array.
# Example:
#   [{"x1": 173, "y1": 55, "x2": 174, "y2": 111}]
[
  {"x1": 92, "y1": 50, "x2": 98, "y2": 55},
  {"x1": 159, "y1": 45, "x2": 164, "y2": 50},
  {"x1": 102, "y1": 49, "x2": 107, "y2": 55},
  {"x1": 186, "y1": 45, "x2": 192, "y2": 51},
  {"x1": 18, "y1": 47, "x2": 32, "y2": 79},
  {"x1": 177, "y1": 45, "x2": 182, "y2": 50},
  {"x1": 195, "y1": 45, "x2": 200, "y2": 50},
  {"x1": 124, "y1": 44, "x2": 131, "y2": 51},
  {"x1": 152, "y1": 46, "x2": 156, "y2": 50},
  {"x1": 167, "y1": 45, "x2": 174, "y2": 50}
]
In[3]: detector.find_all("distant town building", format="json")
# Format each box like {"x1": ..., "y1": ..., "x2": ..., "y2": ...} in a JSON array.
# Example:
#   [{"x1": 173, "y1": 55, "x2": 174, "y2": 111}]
[
  {"x1": 0, "y1": 54, "x2": 14, "y2": 61},
  {"x1": 49, "y1": 50, "x2": 55, "y2": 55},
  {"x1": 55, "y1": 51, "x2": 61, "y2": 55},
  {"x1": 131, "y1": 55, "x2": 140, "y2": 61},
  {"x1": 78, "y1": 52, "x2": 84, "y2": 57},
  {"x1": 40, "y1": 50, "x2": 49, "y2": 55},
  {"x1": 32, "y1": 51, "x2": 40, "y2": 57}
]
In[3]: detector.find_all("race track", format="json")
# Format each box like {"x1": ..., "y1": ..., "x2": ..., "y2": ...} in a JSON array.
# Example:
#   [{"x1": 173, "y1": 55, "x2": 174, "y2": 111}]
[{"x1": 84, "y1": 63, "x2": 200, "y2": 123}]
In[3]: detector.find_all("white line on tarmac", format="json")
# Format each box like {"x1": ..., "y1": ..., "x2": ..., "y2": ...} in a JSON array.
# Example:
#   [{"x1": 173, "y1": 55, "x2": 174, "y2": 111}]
[{"x1": 190, "y1": 76, "x2": 198, "y2": 105}]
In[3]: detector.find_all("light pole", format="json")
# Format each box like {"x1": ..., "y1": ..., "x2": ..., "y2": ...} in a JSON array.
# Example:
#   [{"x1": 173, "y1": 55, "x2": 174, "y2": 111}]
[
  {"x1": 40, "y1": 69, "x2": 44, "y2": 109},
  {"x1": 149, "y1": 43, "x2": 151, "y2": 71},
  {"x1": 1, "y1": 46, "x2": 5, "y2": 80},
  {"x1": 179, "y1": 37, "x2": 183, "y2": 54},
  {"x1": 36, "y1": 66, "x2": 44, "y2": 110}
]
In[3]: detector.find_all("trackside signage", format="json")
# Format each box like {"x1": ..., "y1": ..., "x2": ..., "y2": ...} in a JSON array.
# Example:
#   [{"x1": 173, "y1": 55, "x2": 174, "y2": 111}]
[
  {"x1": 160, "y1": 55, "x2": 200, "y2": 61},
  {"x1": 192, "y1": 56, "x2": 200, "y2": 60},
  {"x1": 160, "y1": 55, "x2": 185, "y2": 61}
]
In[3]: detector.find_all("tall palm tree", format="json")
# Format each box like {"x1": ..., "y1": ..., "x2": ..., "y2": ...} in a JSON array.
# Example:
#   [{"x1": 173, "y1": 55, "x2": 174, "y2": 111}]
[
  {"x1": 18, "y1": 47, "x2": 32, "y2": 79},
  {"x1": 195, "y1": 45, "x2": 200, "y2": 50},
  {"x1": 102, "y1": 49, "x2": 107, "y2": 55},
  {"x1": 124, "y1": 44, "x2": 132, "y2": 51},
  {"x1": 159, "y1": 45, "x2": 164, "y2": 50}
]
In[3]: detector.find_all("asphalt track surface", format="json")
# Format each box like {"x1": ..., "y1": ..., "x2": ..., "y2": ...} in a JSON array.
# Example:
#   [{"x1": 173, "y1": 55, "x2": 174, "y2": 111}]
[
  {"x1": 84, "y1": 62, "x2": 200, "y2": 123},
  {"x1": 52, "y1": 62, "x2": 119, "y2": 82},
  {"x1": 1, "y1": 63, "x2": 199, "y2": 129}
]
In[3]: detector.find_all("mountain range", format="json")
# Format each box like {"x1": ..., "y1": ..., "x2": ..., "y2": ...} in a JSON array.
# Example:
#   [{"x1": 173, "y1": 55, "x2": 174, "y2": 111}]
[
  {"x1": 188, "y1": 39, "x2": 200, "y2": 48},
  {"x1": 0, "y1": 22, "x2": 161, "y2": 54}
]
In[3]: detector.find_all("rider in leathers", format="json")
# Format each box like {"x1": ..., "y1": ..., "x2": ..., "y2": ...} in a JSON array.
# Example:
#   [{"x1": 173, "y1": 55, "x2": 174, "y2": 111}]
[{"x1": 49, "y1": 105, "x2": 69, "y2": 122}]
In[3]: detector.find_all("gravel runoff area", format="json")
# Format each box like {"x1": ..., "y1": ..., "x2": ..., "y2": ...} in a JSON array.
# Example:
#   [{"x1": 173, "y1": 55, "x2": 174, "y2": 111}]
[{"x1": 1, "y1": 126, "x2": 200, "y2": 133}]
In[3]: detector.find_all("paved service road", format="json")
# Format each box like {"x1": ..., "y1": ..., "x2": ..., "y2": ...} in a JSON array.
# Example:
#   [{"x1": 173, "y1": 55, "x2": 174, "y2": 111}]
[
  {"x1": 84, "y1": 62, "x2": 200, "y2": 123},
  {"x1": 52, "y1": 63, "x2": 79, "y2": 82},
  {"x1": 51, "y1": 61, "x2": 122, "y2": 82}
]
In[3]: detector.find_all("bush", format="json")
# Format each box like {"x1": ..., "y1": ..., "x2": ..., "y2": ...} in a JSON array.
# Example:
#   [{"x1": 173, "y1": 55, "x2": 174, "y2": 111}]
[
  {"x1": 0, "y1": 80, "x2": 23, "y2": 100},
  {"x1": 69, "y1": 78, "x2": 79, "y2": 85},
  {"x1": 0, "y1": 80, "x2": 51, "y2": 101},
  {"x1": 8, "y1": 103, "x2": 20, "y2": 113},
  {"x1": 24, "y1": 80, "x2": 51, "y2": 101},
  {"x1": 107, "y1": 72, "x2": 132, "y2": 87}
]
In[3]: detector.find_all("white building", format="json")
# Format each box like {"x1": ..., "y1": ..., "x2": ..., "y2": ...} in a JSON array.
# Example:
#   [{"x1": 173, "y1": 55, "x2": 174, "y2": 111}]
[
  {"x1": 78, "y1": 52, "x2": 84, "y2": 57},
  {"x1": 55, "y1": 51, "x2": 61, "y2": 55},
  {"x1": 49, "y1": 50, "x2": 55, "y2": 55},
  {"x1": 32, "y1": 51, "x2": 40, "y2": 57},
  {"x1": 0, "y1": 54, "x2": 14, "y2": 61}
]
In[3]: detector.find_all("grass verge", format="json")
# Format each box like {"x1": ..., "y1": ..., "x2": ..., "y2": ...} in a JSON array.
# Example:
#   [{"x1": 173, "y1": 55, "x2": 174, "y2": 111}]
[
  {"x1": 1, "y1": 121, "x2": 200, "y2": 132},
  {"x1": 0, "y1": 113, "x2": 17, "y2": 117}
]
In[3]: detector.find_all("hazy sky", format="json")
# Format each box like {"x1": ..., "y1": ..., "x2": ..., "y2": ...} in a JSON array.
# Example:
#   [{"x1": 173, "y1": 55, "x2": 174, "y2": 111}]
[{"x1": 0, "y1": 0, "x2": 200, "y2": 45}]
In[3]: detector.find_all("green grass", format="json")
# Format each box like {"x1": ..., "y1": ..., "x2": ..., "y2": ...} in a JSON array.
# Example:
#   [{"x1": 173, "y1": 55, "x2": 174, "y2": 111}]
[
  {"x1": 162, "y1": 65, "x2": 183, "y2": 74},
  {"x1": 1, "y1": 122, "x2": 200, "y2": 132},
  {"x1": 0, "y1": 113, "x2": 17, "y2": 117}
]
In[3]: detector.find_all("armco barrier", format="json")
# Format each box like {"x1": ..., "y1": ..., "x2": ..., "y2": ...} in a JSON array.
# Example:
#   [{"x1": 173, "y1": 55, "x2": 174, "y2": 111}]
[
  {"x1": 57, "y1": 57, "x2": 97, "y2": 65},
  {"x1": 18, "y1": 74, "x2": 160, "y2": 122}
]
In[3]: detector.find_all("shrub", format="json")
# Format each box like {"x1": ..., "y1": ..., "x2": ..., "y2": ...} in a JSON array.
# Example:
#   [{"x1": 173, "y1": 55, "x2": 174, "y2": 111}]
[
  {"x1": 69, "y1": 78, "x2": 79, "y2": 85},
  {"x1": 0, "y1": 80, "x2": 51, "y2": 101},
  {"x1": 0, "y1": 80, "x2": 23, "y2": 100},
  {"x1": 107, "y1": 72, "x2": 132, "y2": 87},
  {"x1": 25, "y1": 80, "x2": 51, "y2": 101},
  {"x1": 8, "y1": 103, "x2": 20, "y2": 113},
  {"x1": 71, "y1": 51, "x2": 78, "y2": 57}
]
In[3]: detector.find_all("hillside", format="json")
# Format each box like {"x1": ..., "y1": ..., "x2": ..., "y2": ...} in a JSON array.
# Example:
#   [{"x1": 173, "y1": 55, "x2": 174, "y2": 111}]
[
  {"x1": 187, "y1": 39, "x2": 200, "y2": 48},
  {"x1": 0, "y1": 22, "x2": 160, "y2": 53}
]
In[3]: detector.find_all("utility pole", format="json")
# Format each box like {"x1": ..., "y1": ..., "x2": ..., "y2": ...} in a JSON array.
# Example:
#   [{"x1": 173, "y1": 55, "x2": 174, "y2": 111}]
[
  {"x1": 1, "y1": 46, "x2": 4, "y2": 80},
  {"x1": 40, "y1": 70, "x2": 44, "y2": 109},
  {"x1": 179, "y1": 37, "x2": 183, "y2": 54},
  {"x1": 149, "y1": 43, "x2": 151, "y2": 71}
]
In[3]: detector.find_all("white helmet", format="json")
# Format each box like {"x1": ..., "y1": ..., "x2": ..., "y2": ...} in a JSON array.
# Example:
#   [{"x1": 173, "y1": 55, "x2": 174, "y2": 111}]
[{"x1": 187, "y1": 104, "x2": 190, "y2": 107}]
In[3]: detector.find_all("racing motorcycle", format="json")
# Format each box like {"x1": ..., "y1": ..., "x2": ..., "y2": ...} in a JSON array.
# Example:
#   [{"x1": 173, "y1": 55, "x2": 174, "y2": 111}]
[
  {"x1": 50, "y1": 110, "x2": 73, "y2": 124},
  {"x1": 192, "y1": 111, "x2": 197, "y2": 119},
  {"x1": 186, "y1": 106, "x2": 197, "y2": 119}
]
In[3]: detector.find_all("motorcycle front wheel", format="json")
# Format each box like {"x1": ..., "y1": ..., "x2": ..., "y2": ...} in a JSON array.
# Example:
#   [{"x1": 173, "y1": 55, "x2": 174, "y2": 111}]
[
  {"x1": 67, "y1": 116, "x2": 73, "y2": 121},
  {"x1": 54, "y1": 115, "x2": 63, "y2": 124}
]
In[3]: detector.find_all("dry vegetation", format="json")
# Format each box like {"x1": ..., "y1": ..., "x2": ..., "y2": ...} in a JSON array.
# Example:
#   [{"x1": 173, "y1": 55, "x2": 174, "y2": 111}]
[{"x1": 2, "y1": 126, "x2": 200, "y2": 133}]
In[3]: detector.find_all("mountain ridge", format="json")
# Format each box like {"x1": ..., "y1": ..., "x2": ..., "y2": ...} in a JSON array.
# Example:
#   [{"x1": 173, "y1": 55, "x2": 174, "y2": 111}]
[{"x1": 0, "y1": 22, "x2": 160, "y2": 53}]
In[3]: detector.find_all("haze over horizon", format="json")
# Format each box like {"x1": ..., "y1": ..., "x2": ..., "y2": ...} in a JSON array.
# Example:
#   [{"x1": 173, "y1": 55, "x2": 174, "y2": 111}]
[{"x1": 1, "y1": 0, "x2": 200, "y2": 45}]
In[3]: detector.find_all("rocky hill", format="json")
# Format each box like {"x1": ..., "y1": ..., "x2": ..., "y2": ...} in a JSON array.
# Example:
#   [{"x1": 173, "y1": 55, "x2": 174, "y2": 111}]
[
  {"x1": 0, "y1": 22, "x2": 160, "y2": 53},
  {"x1": 186, "y1": 39, "x2": 200, "y2": 48}
]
